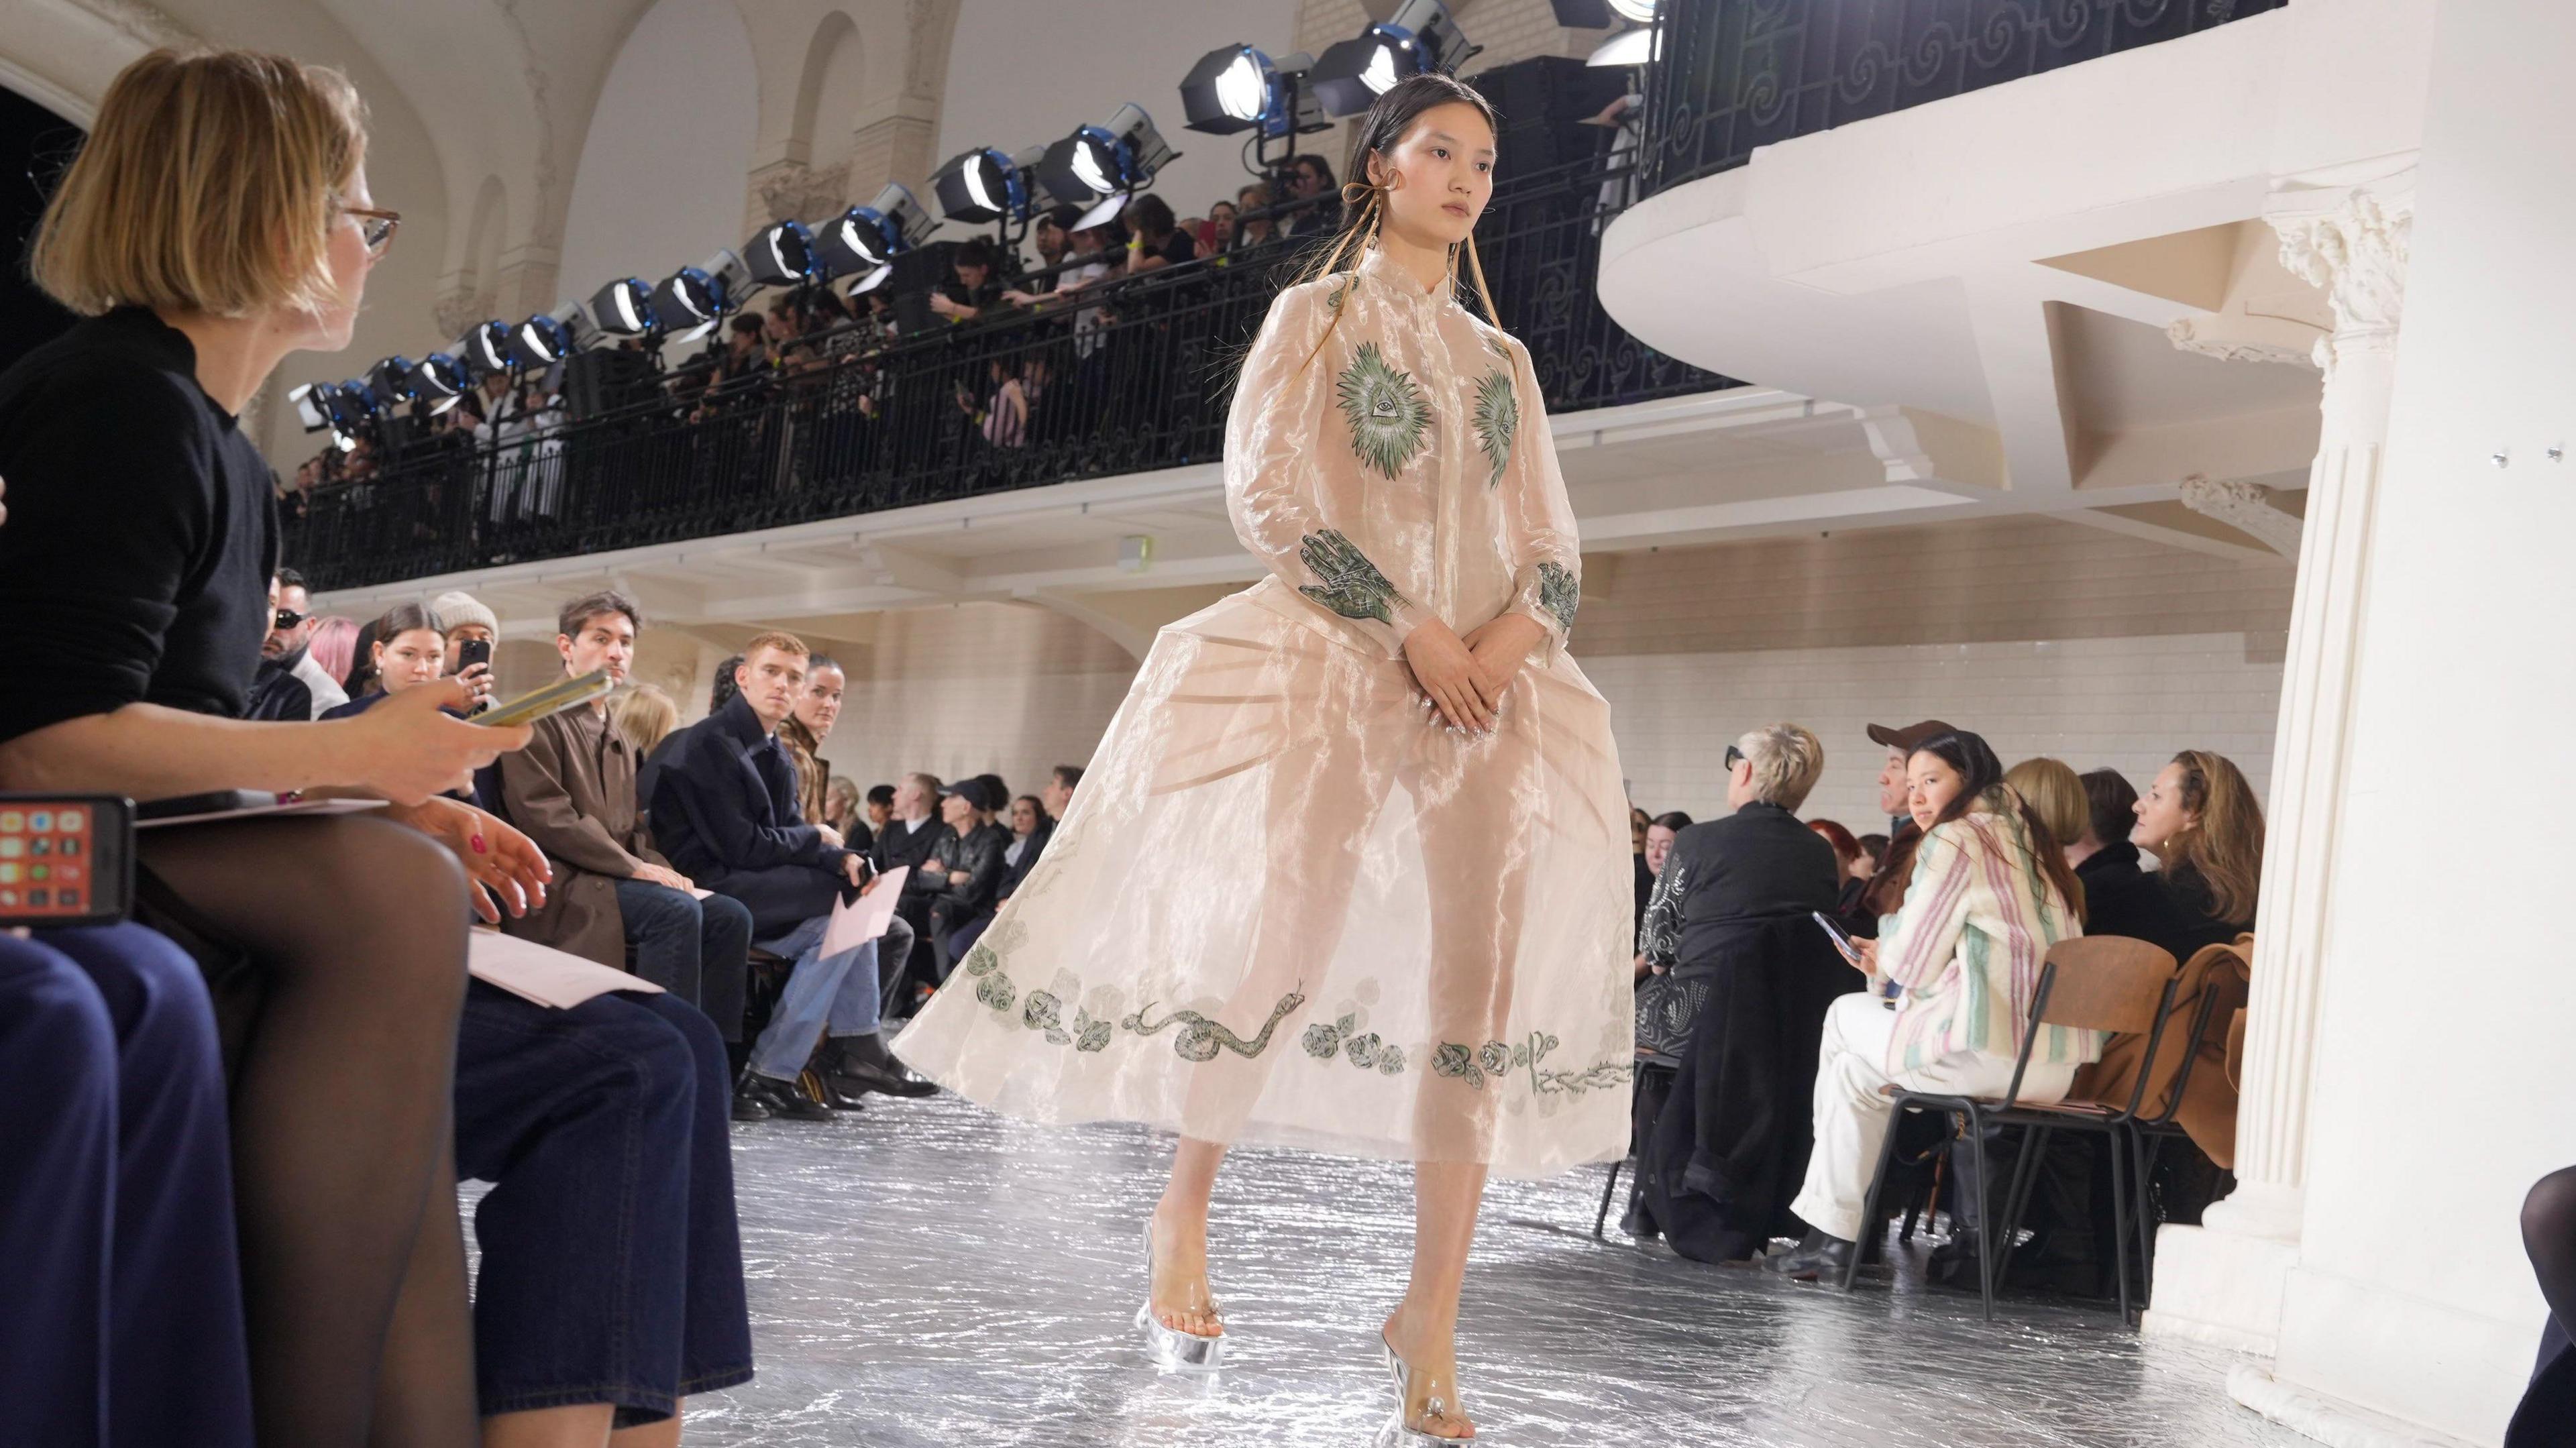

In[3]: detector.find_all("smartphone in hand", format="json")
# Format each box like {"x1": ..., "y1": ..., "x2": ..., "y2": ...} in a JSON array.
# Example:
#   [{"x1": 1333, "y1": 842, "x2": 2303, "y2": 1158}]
[{"x1": 1811, "y1": 910, "x2": 1862, "y2": 965}]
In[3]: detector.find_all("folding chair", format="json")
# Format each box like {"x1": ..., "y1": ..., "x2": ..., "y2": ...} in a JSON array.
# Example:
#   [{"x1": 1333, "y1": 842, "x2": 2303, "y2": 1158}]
[
  {"x1": 1841, "y1": 936, "x2": 2180, "y2": 1323},
  {"x1": 2123, "y1": 943, "x2": 2251, "y2": 1288}
]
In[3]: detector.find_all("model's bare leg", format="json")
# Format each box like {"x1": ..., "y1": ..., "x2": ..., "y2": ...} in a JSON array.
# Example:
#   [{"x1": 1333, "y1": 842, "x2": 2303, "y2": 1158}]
[
  {"x1": 1384, "y1": 1160, "x2": 1489, "y2": 1439},
  {"x1": 608, "y1": 1405, "x2": 683, "y2": 1448},
  {"x1": 481, "y1": 1404, "x2": 611, "y2": 1448},
  {"x1": 1150, "y1": 1138, "x2": 1228, "y2": 1336},
  {"x1": 1147, "y1": 655, "x2": 1400, "y2": 1338}
]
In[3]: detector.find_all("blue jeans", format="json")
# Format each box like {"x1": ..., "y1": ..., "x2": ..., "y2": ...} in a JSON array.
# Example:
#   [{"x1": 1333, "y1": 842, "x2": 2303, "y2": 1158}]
[
  {"x1": 0, "y1": 924, "x2": 253, "y2": 1448},
  {"x1": 745, "y1": 913, "x2": 912, "y2": 1082},
  {"x1": 454, "y1": 982, "x2": 753, "y2": 1426},
  {"x1": 612, "y1": 878, "x2": 752, "y2": 1042}
]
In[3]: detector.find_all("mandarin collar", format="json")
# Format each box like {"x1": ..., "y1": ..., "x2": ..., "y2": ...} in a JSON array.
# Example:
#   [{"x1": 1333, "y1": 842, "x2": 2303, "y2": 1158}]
[{"x1": 1354, "y1": 246, "x2": 1454, "y2": 315}]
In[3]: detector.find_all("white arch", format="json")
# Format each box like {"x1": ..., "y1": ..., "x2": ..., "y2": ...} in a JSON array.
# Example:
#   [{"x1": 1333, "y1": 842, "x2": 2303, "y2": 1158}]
[{"x1": 555, "y1": 0, "x2": 758, "y2": 300}]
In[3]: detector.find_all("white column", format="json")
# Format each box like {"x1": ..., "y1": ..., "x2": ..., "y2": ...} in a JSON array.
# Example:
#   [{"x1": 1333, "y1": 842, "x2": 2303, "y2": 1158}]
[{"x1": 2142, "y1": 172, "x2": 2412, "y2": 1353}]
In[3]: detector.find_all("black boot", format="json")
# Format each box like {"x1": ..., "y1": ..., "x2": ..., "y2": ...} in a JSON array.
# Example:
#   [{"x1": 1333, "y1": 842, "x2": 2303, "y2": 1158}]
[
  {"x1": 824, "y1": 1032, "x2": 938, "y2": 1101},
  {"x1": 1763, "y1": 1229, "x2": 1858, "y2": 1282},
  {"x1": 737, "y1": 1068, "x2": 833, "y2": 1122}
]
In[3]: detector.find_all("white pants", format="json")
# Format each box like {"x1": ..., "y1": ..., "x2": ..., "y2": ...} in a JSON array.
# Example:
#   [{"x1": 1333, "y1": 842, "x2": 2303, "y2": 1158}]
[{"x1": 1787, "y1": 992, "x2": 2079, "y2": 1242}]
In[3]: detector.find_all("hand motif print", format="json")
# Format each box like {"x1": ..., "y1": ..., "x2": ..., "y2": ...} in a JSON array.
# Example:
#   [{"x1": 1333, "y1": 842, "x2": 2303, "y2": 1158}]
[
  {"x1": 1336, "y1": 341, "x2": 1431, "y2": 479},
  {"x1": 1536, "y1": 561, "x2": 1580, "y2": 634},
  {"x1": 1297, "y1": 528, "x2": 1409, "y2": 626}
]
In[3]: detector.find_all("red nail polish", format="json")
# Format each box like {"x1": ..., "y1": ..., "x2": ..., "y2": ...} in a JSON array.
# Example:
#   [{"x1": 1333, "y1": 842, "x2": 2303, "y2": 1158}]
[{"x1": 470, "y1": 835, "x2": 488, "y2": 854}]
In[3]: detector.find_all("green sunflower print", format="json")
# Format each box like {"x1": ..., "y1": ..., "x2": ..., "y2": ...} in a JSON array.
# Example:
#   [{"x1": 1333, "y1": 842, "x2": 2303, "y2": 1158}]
[
  {"x1": 1473, "y1": 369, "x2": 1518, "y2": 488},
  {"x1": 1336, "y1": 342, "x2": 1431, "y2": 478},
  {"x1": 1536, "y1": 561, "x2": 1579, "y2": 634},
  {"x1": 1297, "y1": 529, "x2": 1408, "y2": 626}
]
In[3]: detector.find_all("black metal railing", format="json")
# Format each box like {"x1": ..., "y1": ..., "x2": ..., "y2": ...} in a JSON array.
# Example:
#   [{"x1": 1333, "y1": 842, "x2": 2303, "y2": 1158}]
[
  {"x1": 1639, "y1": 0, "x2": 2286, "y2": 197},
  {"x1": 287, "y1": 150, "x2": 1733, "y2": 592}
]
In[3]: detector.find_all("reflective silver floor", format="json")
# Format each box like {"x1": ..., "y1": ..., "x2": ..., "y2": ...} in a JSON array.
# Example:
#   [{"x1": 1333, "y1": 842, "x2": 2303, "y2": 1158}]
[{"x1": 676, "y1": 1089, "x2": 2303, "y2": 1447}]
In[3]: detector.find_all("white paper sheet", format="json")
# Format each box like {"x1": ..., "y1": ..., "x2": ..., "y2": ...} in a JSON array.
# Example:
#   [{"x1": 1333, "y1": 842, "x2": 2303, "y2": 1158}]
[
  {"x1": 820, "y1": 866, "x2": 907, "y2": 958},
  {"x1": 467, "y1": 926, "x2": 664, "y2": 1009}
]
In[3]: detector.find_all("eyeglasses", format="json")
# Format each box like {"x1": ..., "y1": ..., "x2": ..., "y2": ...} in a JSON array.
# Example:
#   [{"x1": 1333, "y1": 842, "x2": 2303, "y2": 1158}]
[
  {"x1": 337, "y1": 202, "x2": 401, "y2": 258},
  {"x1": 1723, "y1": 744, "x2": 1744, "y2": 770},
  {"x1": 274, "y1": 608, "x2": 307, "y2": 630}
]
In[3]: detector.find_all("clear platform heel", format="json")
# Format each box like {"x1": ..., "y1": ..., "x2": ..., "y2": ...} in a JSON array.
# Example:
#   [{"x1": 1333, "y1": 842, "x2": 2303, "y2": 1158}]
[
  {"x1": 1377, "y1": 1330, "x2": 1472, "y2": 1444},
  {"x1": 1136, "y1": 1223, "x2": 1225, "y2": 1374}
]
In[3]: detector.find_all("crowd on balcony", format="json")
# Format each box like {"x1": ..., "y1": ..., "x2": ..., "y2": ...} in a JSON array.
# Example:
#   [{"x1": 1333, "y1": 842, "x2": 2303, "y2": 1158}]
[{"x1": 276, "y1": 159, "x2": 1363, "y2": 531}]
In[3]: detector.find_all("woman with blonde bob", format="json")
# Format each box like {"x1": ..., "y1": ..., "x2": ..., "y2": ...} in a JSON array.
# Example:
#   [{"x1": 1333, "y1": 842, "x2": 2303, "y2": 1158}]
[{"x1": 0, "y1": 48, "x2": 562, "y2": 1448}]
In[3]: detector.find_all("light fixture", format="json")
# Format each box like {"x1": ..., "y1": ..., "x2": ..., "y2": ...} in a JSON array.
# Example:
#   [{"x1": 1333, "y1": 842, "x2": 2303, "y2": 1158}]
[
  {"x1": 458, "y1": 319, "x2": 515, "y2": 376},
  {"x1": 1035, "y1": 104, "x2": 1177, "y2": 221},
  {"x1": 1179, "y1": 46, "x2": 1283, "y2": 135},
  {"x1": 407, "y1": 352, "x2": 470, "y2": 414},
  {"x1": 1606, "y1": 0, "x2": 1656, "y2": 21},
  {"x1": 1309, "y1": 0, "x2": 1474, "y2": 117},
  {"x1": 587, "y1": 277, "x2": 657, "y2": 337},
  {"x1": 740, "y1": 219, "x2": 816, "y2": 288},
  {"x1": 289, "y1": 382, "x2": 333, "y2": 433},
  {"x1": 1586, "y1": 27, "x2": 1658, "y2": 66},
  {"x1": 507, "y1": 302, "x2": 591, "y2": 370},
  {"x1": 651, "y1": 252, "x2": 739, "y2": 344},
  {"x1": 366, "y1": 355, "x2": 416, "y2": 406},
  {"x1": 812, "y1": 182, "x2": 930, "y2": 279},
  {"x1": 930, "y1": 146, "x2": 1026, "y2": 226}
]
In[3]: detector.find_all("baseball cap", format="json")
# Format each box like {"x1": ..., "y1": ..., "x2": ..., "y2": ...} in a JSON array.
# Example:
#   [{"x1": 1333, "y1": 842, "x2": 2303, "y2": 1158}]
[
  {"x1": 938, "y1": 779, "x2": 998, "y2": 811},
  {"x1": 1866, "y1": 719, "x2": 1957, "y2": 754}
]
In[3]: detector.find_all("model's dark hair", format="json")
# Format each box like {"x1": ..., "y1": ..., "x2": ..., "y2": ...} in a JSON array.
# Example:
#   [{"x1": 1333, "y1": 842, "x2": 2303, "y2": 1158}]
[
  {"x1": 1912, "y1": 730, "x2": 2088, "y2": 924},
  {"x1": 1293, "y1": 72, "x2": 1503, "y2": 372}
]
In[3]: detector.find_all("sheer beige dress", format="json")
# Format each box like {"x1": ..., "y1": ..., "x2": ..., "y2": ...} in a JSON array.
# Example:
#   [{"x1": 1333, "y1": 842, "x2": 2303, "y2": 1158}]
[{"x1": 892, "y1": 247, "x2": 1634, "y2": 1176}]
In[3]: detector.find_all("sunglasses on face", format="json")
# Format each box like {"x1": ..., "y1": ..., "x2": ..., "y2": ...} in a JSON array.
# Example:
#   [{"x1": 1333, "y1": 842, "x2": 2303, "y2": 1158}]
[
  {"x1": 1724, "y1": 744, "x2": 1744, "y2": 770},
  {"x1": 274, "y1": 609, "x2": 307, "y2": 630}
]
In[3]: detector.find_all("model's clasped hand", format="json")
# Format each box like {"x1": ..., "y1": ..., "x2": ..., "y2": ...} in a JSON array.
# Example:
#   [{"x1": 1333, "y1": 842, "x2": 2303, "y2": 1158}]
[{"x1": 1403, "y1": 614, "x2": 1548, "y2": 738}]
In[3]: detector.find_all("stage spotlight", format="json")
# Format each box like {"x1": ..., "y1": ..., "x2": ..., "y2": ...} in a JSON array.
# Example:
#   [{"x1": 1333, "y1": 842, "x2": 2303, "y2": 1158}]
[
  {"x1": 507, "y1": 302, "x2": 590, "y2": 370},
  {"x1": 588, "y1": 277, "x2": 657, "y2": 337},
  {"x1": 366, "y1": 355, "x2": 417, "y2": 407},
  {"x1": 813, "y1": 182, "x2": 931, "y2": 279},
  {"x1": 289, "y1": 382, "x2": 333, "y2": 433},
  {"x1": 1607, "y1": 0, "x2": 1656, "y2": 21},
  {"x1": 741, "y1": 219, "x2": 816, "y2": 288},
  {"x1": 1586, "y1": 27, "x2": 1657, "y2": 65},
  {"x1": 407, "y1": 352, "x2": 471, "y2": 414},
  {"x1": 1310, "y1": 0, "x2": 1474, "y2": 116},
  {"x1": 1181, "y1": 45, "x2": 1295, "y2": 135},
  {"x1": 651, "y1": 253, "x2": 739, "y2": 343},
  {"x1": 459, "y1": 319, "x2": 515, "y2": 376},
  {"x1": 1034, "y1": 104, "x2": 1178, "y2": 229},
  {"x1": 930, "y1": 146, "x2": 1026, "y2": 226}
]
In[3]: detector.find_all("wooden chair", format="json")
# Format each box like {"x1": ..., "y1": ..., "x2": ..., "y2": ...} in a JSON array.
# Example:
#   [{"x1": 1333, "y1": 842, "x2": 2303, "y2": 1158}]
[{"x1": 1841, "y1": 936, "x2": 2180, "y2": 1323}]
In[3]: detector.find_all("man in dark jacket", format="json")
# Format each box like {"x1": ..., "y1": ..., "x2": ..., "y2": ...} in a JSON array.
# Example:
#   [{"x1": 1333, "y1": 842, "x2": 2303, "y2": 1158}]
[
  {"x1": 924, "y1": 779, "x2": 1010, "y2": 974},
  {"x1": 1851, "y1": 718, "x2": 1955, "y2": 932},
  {"x1": 1635, "y1": 724, "x2": 1854, "y2": 1261},
  {"x1": 651, "y1": 632, "x2": 931, "y2": 1117},
  {"x1": 868, "y1": 771, "x2": 953, "y2": 1012},
  {"x1": 242, "y1": 571, "x2": 347, "y2": 720}
]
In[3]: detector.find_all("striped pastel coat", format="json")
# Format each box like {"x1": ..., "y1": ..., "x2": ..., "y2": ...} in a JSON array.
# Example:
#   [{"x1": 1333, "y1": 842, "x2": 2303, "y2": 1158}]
[{"x1": 1876, "y1": 807, "x2": 2100, "y2": 1073}]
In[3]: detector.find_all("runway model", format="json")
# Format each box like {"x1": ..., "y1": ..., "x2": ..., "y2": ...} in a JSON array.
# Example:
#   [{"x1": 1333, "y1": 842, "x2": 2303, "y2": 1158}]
[{"x1": 894, "y1": 73, "x2": 1634, "y2": 1442}]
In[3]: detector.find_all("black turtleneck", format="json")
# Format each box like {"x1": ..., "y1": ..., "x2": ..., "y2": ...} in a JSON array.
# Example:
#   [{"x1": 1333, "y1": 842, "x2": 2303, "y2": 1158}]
[{"x1": 2075, "y1": 840, "x2": 2249, "y2": 964}]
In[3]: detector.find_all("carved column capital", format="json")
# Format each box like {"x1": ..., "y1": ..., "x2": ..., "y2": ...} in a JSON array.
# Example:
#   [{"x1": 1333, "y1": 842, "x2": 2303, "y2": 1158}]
[
  {"x1": 2267, "y1": 184, "x2": 2413, "y2": 376},
  {"x1": 2178, "y1": 474, "x2": 2303, "y2": 559},
  {"x1": 432, "y1": 286, "x2": 490, "y2": 341}
]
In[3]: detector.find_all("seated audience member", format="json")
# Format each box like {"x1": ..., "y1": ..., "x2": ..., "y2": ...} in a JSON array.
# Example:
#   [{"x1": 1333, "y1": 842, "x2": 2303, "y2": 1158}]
[
  {"x1": 2, "y1": 923, "x2": 252, "y2": 1448},
  {"x1": 621, "y1": 682, "x2": 683, "y2": 816},
  {"x1": 1200, "y1": 199, "x2": 1237, "y2": 256},
  {"x1": 706, "y1": 653, "x2": 745, "y2": 715},
  {"x1": 996, "y1": 792, "x2": 1054, "y2": 905},
  {"x1": 307, "y1": 613, "x2": 359, "y2": 693},
  {"x1": 2005, "y1": 757, "x2": 2088, "y2": 856},
  {"x1": 1232, "y1": 182, "x2": 1277, "y2": 249},
  {"x1": 1040, "y1": 763, "x2": 1081, "y2": 821},
  {"x1": 924, "y1": 777, "x2": 1010, "y2": 973},
  {"x1": 2510, "y1": 1168, "x2": 2576, "y2": 1447},
  {"x1": 244, "y1": 567, "x2": 347, "y2": 719},
  {"x1": 1125, "y1": 193, "x2": 1198, "y2": 271},
  {"x1": 1807, "y1": 818, "x2": 1860, "y2": 881},
  {"x1": 1851, "y1": 719, "x2": 1956, "y2": 935},
  {"x1": 1768, "y1": 728, "x2": 2096, "y2": 1281},
  {"x1": 1633, "y1": 724, "x2": 1852, "y2": 1260},
  {"x1": 1807, "y1": 817, "x2": 1870, "y2": 930},
  {"x1": 869, "y1": 771, "x2": 955, "y2": 1008},
  {"x1": 321, "y1": 602, "x2": 494, "y2": 718},
  {"x1": 928, "y1": 237, "x2": 1008, "y2": 322},
  {"x1": 1631, "y1": 810, "x2": 1692, "y2": 978},
  {"x1": 1850, "y1": 833, "x2": 1888, "y2": 889},
  {"x1": 341, "y1": 614, "x2": 383, "y2": 697},
  {"x1": 430, "y1": 588, "x2": 497, "y2": 698},
  {"x1": 1630, "y1": 803, "x2": 1656, "y2": 928},
  {"x1": 779, "y1": 651, "x2": 849, "y2": 841},
  {"x1": 1284, "y1": 152, "x2": 1343, "y2": 236},
  {"x1": 649, "y1": 633, "x2": 930, "y2": 1117},
  {"x1": 2128, "y1": 750, "x2": 2263, "y2": 957},
  {"x1": 864, "y1": 781, "x2": 896, "y2": 836},
  {"x1": 494, "y1": 592, "x2": 753, "y2": 1045},
  {"x1": 824, "y1": 776, "x2": 865, "y2": 840}
]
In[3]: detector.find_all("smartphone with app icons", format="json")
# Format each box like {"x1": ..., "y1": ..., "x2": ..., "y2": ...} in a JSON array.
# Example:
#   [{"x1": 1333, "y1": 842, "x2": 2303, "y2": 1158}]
[{"x1": 0, "y1": 795, "x2": 133, "y2": 928}]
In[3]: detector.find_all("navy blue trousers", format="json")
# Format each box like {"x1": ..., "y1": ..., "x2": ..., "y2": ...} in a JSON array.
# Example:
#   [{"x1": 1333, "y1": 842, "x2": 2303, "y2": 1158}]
[
  {"x1": 0, "y1": 924, "x2": 253, "y2": 1448},
  {"x1": 453, "y1": 981, "x2": 754, "y2": 1426}
]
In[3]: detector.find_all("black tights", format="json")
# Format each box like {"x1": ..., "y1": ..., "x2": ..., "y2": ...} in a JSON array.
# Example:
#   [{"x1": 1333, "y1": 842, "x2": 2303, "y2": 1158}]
[
  {"x1": 2524, "y1": 1166, "x2": 2576, "y2": 1339},
  {"x1": 142, "y1": 816, "x2": 478, "y2": 1448}
]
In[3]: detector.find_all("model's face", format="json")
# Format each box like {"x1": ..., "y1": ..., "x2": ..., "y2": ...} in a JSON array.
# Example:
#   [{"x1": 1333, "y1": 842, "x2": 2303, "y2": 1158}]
[
  {"x1": 558, "y1": 611, "x2": 635, "y2": 685},
  {"x1": 1877, "y1": 747, "x2": 1911, "y2": 818},
  {"x1": 2132, "y1": 762, "x2": 2196, "y2": 858},
  {"x1": 796, "y1": 664, "x2": 845, "y2": 740},
  {"x1": 1368, "y1": 102, "x2": 1495, "y2": 252},
  {"x1": 375, "y1": 628, "x2": 444, "y2": 691},
  {"x1": 735, "y1": 647, "x2": 806, "y2": 731},
  {"x1": 1644, "y1": 824, "x2": 1678, "y2": 875},
  {"x1": 1906, "y1": 751, "x2": 1966, "y2": 833}
]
